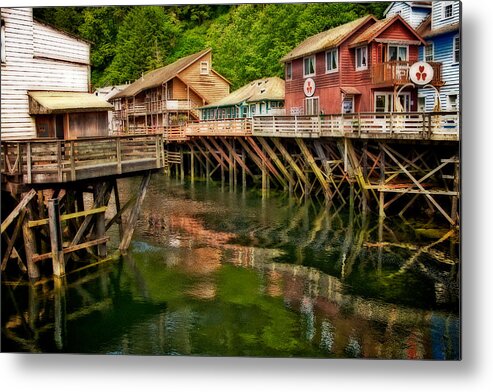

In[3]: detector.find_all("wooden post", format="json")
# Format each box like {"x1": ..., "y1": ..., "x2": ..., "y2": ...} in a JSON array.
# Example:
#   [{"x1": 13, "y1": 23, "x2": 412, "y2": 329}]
[
  {"x1": 23, "y1": 208, "x2": 39, "y2": 280},
  {"x1": 94, "y1": 184, "x2": 107, "y2": 258},
  {"x1": 450, "y1": 161, "x2": 460, "y2": 226},
  {"x1": 112, "y1": 179, "x2": 124, "y2": 240},
  {"x1": 48, "y1": 198, "x2": 65, "y2": 277},
  {"x1": 119, "y1": 171, "x2": 152, "y2": 253},
  {"x1": 180, "y1": 148, "x2": 185, "y2": 182},
  {"x1": 242, "y1": 148, "x2": 247, "y2": 190},
  {"x1": 190, "y1": 144, "x2": 195, "y2": 182}
]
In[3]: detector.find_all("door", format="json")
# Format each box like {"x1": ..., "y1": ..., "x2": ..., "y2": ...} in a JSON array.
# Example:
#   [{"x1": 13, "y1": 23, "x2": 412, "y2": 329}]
[
  {"x1": 55, "y1": 114, "x2": 65, "y2": 139},
  {"x1": 304, "y1": 97, "x2": 319, "y2": 116}
]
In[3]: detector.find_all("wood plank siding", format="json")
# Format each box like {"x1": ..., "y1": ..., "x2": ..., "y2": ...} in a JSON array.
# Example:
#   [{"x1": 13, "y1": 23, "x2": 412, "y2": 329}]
[
  {"x1": 1, "y1": 8, "x2": 90, "y2": 140},
  {"x1": 385, "y1": 2, "x2": 431, "y2": 29},
  {"x1": 178, "y1": 52, "x2": 230, "y2": 104},
  {"x1": 431, "y1": 1, "x2": 460, "y2": 30}
]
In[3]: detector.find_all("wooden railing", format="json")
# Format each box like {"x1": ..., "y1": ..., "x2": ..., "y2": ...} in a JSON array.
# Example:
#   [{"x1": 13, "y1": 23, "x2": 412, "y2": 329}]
[
  {"x1": 1, "y1": 135, "x2": 165, "y2": 184},
  {"x1": 252, "y1": 112, "x2": 459, "y2": 140},
  {"x1": 371, "y1": 61, "x2": 443, "y2": 86},
  {"x1": 185, "y1": 118, "x2": 253, "y2": 137},
  {"x1": 110, "y1": 126, "x2": 188, "y2": 141}
]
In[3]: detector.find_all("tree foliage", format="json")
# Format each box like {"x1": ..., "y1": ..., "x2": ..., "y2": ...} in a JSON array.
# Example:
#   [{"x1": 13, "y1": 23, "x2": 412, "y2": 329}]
[{"x1": 34, "y1": 2, "x2": 390, "y2": 90}]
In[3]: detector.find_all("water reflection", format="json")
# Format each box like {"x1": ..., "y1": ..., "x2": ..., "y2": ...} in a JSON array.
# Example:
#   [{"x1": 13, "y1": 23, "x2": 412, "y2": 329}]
[{"x1": 1, "y1": 176, "x2": 460, "y2": 359}]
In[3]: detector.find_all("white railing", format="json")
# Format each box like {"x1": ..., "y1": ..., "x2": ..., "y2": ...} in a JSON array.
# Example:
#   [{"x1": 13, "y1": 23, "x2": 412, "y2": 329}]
[
  {"x1": 185, "y1": 118, "x2": 252, "y2": 136},
  {"x1": 251, "y1": 112, "x2": 459, "y2": 140}
]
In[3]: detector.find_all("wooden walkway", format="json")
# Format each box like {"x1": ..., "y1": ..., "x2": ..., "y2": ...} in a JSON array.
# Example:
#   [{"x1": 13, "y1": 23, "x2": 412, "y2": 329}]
[
  {"x1": 183, "y1": 112, "x2": 459, "y2": 141},
  {"x1": 1, "y1": 134, "x2": 166, "y2": 185}
]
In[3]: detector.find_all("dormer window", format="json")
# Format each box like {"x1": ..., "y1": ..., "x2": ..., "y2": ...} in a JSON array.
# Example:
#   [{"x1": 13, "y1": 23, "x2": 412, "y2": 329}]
[
  {"x1": 285, "y1": 62, "x2": 292, "y2": 80},
  {"x1": 303, "y1": 55, "x2": 316, "y2": 78},
  {"x1": 355, "y1": 46, "x2": 368, "y2": 71},
  {"x1": 444, "y1": 3, "x2": 453, "y2": 19},
  {"x1": 200, "y1": 61, "x2": 209, "y2": 75}
]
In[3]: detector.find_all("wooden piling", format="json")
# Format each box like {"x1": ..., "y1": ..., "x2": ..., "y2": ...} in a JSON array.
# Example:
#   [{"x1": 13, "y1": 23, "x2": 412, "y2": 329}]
[
  {"x1": 48, "y1": 198, "x2": 65, "y2": 277},
  {"x1": 119, "y1": 171, "x2": 152, "y2": 253}
]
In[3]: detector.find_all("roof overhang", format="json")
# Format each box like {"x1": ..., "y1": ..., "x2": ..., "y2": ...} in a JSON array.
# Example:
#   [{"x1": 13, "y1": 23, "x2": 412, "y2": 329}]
[
  {"x1": 28, "y1": 91, "x2": 113, "y2": 115},
  {"x1": 341, "y1": 87, "x2": 362, "y2": 95}
]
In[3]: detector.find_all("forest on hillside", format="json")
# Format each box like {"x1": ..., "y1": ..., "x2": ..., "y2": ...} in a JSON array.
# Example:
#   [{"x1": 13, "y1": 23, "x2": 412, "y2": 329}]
[{"x1": 34, "y1": 3, "x2": 389, "y2": 91}]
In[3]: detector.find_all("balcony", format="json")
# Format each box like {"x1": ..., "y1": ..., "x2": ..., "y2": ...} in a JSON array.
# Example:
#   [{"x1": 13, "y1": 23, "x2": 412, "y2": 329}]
[{"x1": 371, "y1": 61, "x2": 443, "y2": 87}]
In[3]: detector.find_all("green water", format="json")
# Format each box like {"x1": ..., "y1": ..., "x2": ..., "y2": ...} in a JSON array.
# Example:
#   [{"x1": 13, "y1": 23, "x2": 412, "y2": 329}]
[{"x1": 1, "y1": 176, "x2": 460, "y2": 359}]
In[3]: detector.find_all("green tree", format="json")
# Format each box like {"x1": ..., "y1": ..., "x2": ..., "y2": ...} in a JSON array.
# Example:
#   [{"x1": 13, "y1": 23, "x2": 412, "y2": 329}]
[{"x1": 101, "y1": 6, "x2": 180, "y2": 86}]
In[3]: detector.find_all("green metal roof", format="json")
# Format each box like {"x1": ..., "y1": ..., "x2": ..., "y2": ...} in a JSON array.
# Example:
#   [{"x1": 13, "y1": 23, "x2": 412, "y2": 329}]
[{"x1": 28, "y1": 91, "x2": 113, "y2": 114}]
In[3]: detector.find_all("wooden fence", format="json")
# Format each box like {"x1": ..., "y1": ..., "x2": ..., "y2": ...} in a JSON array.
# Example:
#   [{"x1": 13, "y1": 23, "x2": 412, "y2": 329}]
[
  {"x1": 1, "y1": 135, "x2": 165, "y2": 184},
  {"x1": 252, "y1": 112, "x2": 459, "y2": 140}
]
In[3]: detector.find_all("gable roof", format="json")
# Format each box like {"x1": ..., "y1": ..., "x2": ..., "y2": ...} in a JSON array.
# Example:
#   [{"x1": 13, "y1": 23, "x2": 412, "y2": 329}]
[
  {"x1": 112, "y1": 49, "x2": 227, "y2": 99},
  {"x1": 280, "y1": 15, "x2": 376, "y2": 62},
  {"x1": 349, "y1": 14, "x2": 427, "y2": 47},
  {"x1": 416, "y1": 14, "x2": 459, "y2": 38},
  {"x1": 383, "y1": 2, "x2": 432, "y2": 16},
  {"x1": 200, "y1": 77, "x2": 284, "y2": 109}
]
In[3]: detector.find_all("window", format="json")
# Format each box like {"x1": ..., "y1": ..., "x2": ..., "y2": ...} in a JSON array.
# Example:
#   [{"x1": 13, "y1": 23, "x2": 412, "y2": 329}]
[
  {"x1": 355, "y1": 46, "x2": 368, "y2": 70},
  {"x1": 285, "y1": 62, "x2": 292, "y2": 80},
  {"x1": 342, "y1": 97, "x2": 354, "y2": 113},
  {"x1": 325, "y1": 48, "x2": 338, "y2": 73},
  {"x1": 388, "y1": 45, "x2": 408, "y2": 62},
  {"x1": 250, "y1": 104, "x2": 256, "y2": 116},
  {"x1": 1, "y1": 19, "x2": 5, "y2": 64},
  {"x1": 444, "y1": 3, "x2": 453, "y2": 19},
  {"x1": 425, "y1": 43, "x2": 434, "y2": 62},
  {"x1": 418, "y1": 97, "x2": 426, "y2": 112},
  {"x1": 453, "y1": 35, "x2": 460, "y2": 63},
  {"x1": 200, "y1": 61, "x2": 209, "y2": 75},
  {"x1": 447, "y1": 94, "x2": 458, "y2": 111},
  {"x1": 303, "y1": 55, "x2": 316, "y2": 77},
  {"x1": 304, "y1": 97, "x2": 319, "y2": 115}
]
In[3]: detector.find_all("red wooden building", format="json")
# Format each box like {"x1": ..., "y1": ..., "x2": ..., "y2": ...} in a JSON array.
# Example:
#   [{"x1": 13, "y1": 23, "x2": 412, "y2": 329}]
[{"x1": 281, "y1": 14, "x2": 441, "y2": 115}]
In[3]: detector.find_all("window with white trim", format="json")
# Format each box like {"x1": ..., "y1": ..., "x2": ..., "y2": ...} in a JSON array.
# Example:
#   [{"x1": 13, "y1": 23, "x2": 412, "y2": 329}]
[
  {"x1": 303, "y1": 55, "x2": 315, "y2": 77},
  {"x1": 453, "y1": 35, "x2": 460, "y2": 63},
  {"x1": 304, "y1": 97, "x2": 319, "y2": 115},
  {"x1": 444, "y1": 3, "x2": 453, "y2": 19},
  {"x1": 447, "y1": 94, "x2": 458, "y2": 111},
  {"x1": 425, "y1": 43, "x2": 434, "y2": 62},
  {"x1": 285, "y1": 62, "x2": 292, "y2": 80},
  {"x1": 388, "y1": 45, "x2": 408, "y2": 61},
  {"x1": 325, "y1": 48, "x2": 338, "y2": 73},
  {"x1": 355, "y1": 46, "x2": 368, "y2": 71},
  {"x1": 200, "y1": 61, "x2": 209, "y2": 75},
  {"x1": 1, "y1": 19, "x2": 6, "y2": 64}
]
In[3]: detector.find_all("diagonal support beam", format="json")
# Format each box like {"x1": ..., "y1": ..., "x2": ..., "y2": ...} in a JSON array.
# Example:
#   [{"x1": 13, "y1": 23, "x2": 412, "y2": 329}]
[
  {"x1": 257, "y1": 137, "x2": 296, "y2": 187},
  {"x1": 270, "y1": 138, "x2": 309, "y2": 188},
  {"x1": 245, "y1": 137, "x2": 286, "y2": 188},
  {"x1": 220, "y1": 138, "x2": 253, "y2": 177},
  {"x1": 296, "y1": 138, "x2": 331, "y2": 197},
  {"x1": 381, "y1": 144, "x2": 455, "y2": 225}
]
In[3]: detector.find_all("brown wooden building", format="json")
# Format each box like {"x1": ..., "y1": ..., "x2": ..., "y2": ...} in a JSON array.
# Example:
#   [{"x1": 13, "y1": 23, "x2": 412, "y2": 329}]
[
  {"x1": 1, "y1": 8, "x2": 113, "y2": 140},
  {"x1": 281, "y1": 14, "x2": 442, "y2": 115},
  {"x1": 110, "y1": 49, "x2": 231, "y2": 133}
]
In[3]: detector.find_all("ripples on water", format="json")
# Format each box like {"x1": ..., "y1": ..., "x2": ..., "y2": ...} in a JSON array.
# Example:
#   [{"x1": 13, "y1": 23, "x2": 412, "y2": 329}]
[{"x1": 1, "y1": 176, "x2": 460, "y2": 359}]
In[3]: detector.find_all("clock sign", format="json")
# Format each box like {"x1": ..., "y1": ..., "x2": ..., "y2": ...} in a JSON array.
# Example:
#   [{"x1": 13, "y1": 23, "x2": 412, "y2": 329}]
[
  {"x1": 409, "y1": 61, "x2": 434, "y2": 85},
  {"x1": 303, "y1": 78, "x2": 316, "y2": 97}
]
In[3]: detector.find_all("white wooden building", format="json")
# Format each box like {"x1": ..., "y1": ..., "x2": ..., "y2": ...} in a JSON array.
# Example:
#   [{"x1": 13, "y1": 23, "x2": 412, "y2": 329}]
[{"x1": 1, "y1": 8, "x2": 99, "y2": 140}]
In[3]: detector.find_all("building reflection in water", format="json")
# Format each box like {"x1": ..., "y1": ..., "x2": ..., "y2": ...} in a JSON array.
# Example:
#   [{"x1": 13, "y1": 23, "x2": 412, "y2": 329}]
[{"x1": 1, "y1": 178, "x2": 460, "y2": 358}]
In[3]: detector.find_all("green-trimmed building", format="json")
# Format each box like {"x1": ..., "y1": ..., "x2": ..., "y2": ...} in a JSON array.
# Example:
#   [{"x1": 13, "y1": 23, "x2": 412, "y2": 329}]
[{"x1": 200, "y1": 77, "x2": 285, "y2": 120}]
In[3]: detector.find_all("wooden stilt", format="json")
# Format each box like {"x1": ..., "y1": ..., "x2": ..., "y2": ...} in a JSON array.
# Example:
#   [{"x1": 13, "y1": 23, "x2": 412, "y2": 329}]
[
  {"x1": 190, "y1": 144, "x2": 195, "y2": 182},
  {"x1": 23, "y1": 208, "x2": 39, "y2": 280},
  {"x1": 94, "y1": 184, "x2": 107, "y2": 258},
  {"x1": 1, "y1": 208, "x2": 26, "y2": 271},
  {"x1": 48, "y1": 198, "x2": 65, "y2": 277},
  {"x1": 119, "y1": 171, "x2": 152, "y2": 253}
]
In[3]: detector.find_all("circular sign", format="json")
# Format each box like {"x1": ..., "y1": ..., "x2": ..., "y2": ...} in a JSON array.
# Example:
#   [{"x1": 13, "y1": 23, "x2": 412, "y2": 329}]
[
  {"x1": 409, "y1": 61, "x2": 434, "y2": 85},
  {"x1": 303, "y1": 78, "x2": 316, "y2": 97}
]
